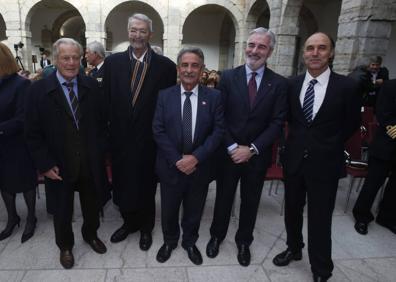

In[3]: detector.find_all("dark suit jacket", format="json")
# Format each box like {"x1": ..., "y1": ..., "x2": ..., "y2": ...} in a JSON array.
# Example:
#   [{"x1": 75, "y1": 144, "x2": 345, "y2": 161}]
[
  {"x1": 90, "y1": 65, "x2": 104, "y2": 87},
  {"x1": 369, "y1": 79, "x2": 396, "y2": 161},
  {"x1": 103, "y1": 48, "x2": 177, "y2": 210},
  {"x1": 25, "y1": 72, "x2": 109, "y2": 206},
  {"x1": 40, "y1": 58, "x2": 51, "y2": 69},
  {"x1": 218, "y1": 65, "x2": 288, "y2": 171},
  {"x1": 0, "y1": 74, "x2": 36, "y2": 193},
  {"x1": 153, "y1": 85, "x2": 225, "y2": 185},
  {"x1": 284, "y1": 72, "x2": 361, "y2": 179}
]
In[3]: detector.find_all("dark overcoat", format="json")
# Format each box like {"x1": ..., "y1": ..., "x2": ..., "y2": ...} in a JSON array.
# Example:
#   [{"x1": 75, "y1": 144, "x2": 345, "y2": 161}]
[
  {"x1": 103, "y1": 49, "x2": 177, "y2": 211},
  {"x1": 25, "y1": 72, "x2": 110, "y2": 207},
  {"x1": 0, "y1": 74, "x2": 36, "y2": 193}
]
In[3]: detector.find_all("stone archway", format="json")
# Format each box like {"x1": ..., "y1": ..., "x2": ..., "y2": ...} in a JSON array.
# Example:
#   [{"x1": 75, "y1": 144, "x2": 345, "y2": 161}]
[
  {"x1": 182, "y1": 4, "x2": 237, "y2": 71},
  {"x1": 246, "y1": 0, "x2": 270, "y2": 31},
  {"x1": 24, "y1": 0, "x2": 86, "y2": 70},
  {"x1": 105, "y1": 1, "x2": 164, "y2": 52}
]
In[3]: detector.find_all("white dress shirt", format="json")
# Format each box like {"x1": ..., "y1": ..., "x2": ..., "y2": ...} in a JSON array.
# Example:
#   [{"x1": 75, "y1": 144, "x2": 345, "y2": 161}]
[
  {"x1": 299, "y1": 67, "x2": 331, "y2": 120},
  {"x1": 181, "y1": 84, "x2": 199, "y2": 142}
]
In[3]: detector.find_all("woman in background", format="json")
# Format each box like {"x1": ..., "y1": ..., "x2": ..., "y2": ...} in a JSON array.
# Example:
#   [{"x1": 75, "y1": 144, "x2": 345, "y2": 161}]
[{"x1": 0, "y1": 42, "x2": 37, "y2": 243}]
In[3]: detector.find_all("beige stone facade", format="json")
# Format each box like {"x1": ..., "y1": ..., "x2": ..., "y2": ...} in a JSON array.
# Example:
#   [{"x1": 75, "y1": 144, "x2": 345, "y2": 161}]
[{"x1": 0, "y1": 0, "x2": 395, "y2": 76}]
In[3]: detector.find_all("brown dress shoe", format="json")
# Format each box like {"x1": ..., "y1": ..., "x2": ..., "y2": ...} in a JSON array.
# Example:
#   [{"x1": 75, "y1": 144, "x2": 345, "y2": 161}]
[
  {"x1": 60, "y1": 250, "x2": 74, "y2": 269},
  {"x1": 85, "y1": 238, "x2": 107, "y2": 254}
]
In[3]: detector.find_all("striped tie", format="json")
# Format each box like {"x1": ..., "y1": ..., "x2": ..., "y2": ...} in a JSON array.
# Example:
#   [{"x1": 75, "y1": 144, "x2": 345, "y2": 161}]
[
  {"x1": 63, "y1": 82, "x2": 81, "y2": 128},
  {"x1": 302, "y1": 79, "x2": 318, "y2": 123}
]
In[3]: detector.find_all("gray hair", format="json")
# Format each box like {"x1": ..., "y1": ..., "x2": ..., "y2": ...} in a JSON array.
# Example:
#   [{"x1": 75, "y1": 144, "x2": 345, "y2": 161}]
[
  {"x1": 369, "y1": 55, "x2": 382, "y2": 65},
  {"x1": 87, "y1": 41, "x2": 105, "y2": 58},
  {"x1": 248, "y1": 27, "x2": 276, "y2": 50},
  {"x1": 177, "y1": 47, "x2": 205, "y2": 65},
  {"x1": 128, "y1": 13, "x2": 153, "y2": 32},
  {"x1": 52, "y1": 38, "x2": 83, "y2": 64}
]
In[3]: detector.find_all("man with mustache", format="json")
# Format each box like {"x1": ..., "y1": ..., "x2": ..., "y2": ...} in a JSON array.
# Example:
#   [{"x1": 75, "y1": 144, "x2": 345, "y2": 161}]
[
  {"x1": 153, "y1": 47, "x2": 224, "y2": 265},
  {"x1": 272, "y1": 32, "x2": 361, "y2": 281},
  {"x1": 206, "y1": 27, "x2": 287, "y2": 266},
  {"x1": 103, "y1": 13, "x2": 176, "y2": 250}
]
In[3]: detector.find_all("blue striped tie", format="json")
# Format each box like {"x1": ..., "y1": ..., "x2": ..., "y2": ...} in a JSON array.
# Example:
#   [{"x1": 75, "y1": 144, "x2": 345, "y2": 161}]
[{"x1": 302, "y1": 79, "x2": 318, "y2": 123}]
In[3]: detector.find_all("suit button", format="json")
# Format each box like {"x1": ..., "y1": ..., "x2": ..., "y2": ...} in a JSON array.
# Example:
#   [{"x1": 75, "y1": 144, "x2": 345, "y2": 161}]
[
  {"x1": 0, "y1": 131, "x2": 3, "y2": 135},
  {"x1": 303, "y1": 149, "x2": 309, "y2": 159}
]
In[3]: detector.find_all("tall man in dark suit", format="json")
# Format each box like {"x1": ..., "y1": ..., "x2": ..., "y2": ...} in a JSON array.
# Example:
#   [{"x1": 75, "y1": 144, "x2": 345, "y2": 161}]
[
  {"x1": 153, "y1": 47, "x2": 224, "y2": 265},
  {"x1": 272, "y1": 32, "x2": 361, "y2": 282},
  {"x1": 85, "y1": 41, "x2": 105, "y2": 86},
  {"x1": 25, "y1": 38, "x2": 109, "y2": 269},
  {"x1": 206, "y1": 27, "x2": 288, "y2": 266},
  {"x1": 103, "y1": 13, "x2": 177, "y2": 250},
  {"x1": 353, "y1": 79, "x2": 396, "y2": 235}
]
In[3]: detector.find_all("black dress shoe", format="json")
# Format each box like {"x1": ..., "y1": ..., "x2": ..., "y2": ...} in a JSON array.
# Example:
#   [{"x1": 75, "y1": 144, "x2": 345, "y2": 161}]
[
  {"x1": 354, "y1": 221, "x2": 368, "y2": 235},
  {"x1": 139, "y1": 232, "x2": 152, "y2": 251},
  {"x1": 273, "y1": 248, "x2": 302, "y2": 266},
  {"x1": 21, "y1": 217, "x2": 37, "y2": 243},
  {"x1": 0, "y1": 216, "x2": 20, "y2": 241},
  {"x1": 85, "y1": 238, "x2": 107, "y2": 254},
  {"x1": 237, "y1": 244, "x2": 251, "y2": 267},
  {"x1": 206, "y1": 237, "x2": 220, "y2": 258},
  {"x1": 313, "y1": 273, "x2": 329, "y2": 281},
  {"x1": 60, "y1": 250, "x2": 74, "y2": 269},
  {"x1": 156, "y1": 243, "x2": 176, "y2": 263},
  {"x1": 376, "y1": 219, "x2": 396, "y2": 234},
  {"x1": 184, "y1": 245, "x2": 203, "y2": 265},
  {"x1": 110, "y1": 225, "x2": 130, "y2": 243}
]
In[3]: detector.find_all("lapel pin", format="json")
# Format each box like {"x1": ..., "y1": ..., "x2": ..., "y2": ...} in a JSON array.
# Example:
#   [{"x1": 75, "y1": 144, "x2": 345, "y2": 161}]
[{"x1": 202, "y1": 101, "x2": 207, "y2": 105}]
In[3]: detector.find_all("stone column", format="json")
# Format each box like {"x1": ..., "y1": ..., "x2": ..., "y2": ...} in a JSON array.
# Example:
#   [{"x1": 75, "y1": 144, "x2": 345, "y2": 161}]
[
  {"x1": 162, "y1": 6, "x2": 182, "y2": 62},
  {"x1": 333, "y1": 0, "x2": 396, "y2": 74},
  {"x1": 268, "y1": 0, "x2": 302, "y2": 77}
]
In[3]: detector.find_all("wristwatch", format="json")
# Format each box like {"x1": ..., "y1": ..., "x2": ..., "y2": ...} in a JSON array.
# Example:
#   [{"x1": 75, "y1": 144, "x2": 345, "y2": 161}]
[{"x1": 249, "y1": 145, "x2": 257, "y2": 155}]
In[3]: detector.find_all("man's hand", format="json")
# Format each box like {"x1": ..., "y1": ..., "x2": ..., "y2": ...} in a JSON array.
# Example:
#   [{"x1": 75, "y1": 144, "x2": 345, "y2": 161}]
[
  {"x1": 176, "y1": 155, "x2": 199, "y2": 175},
  {"x1": 230, "y1": 145, "x2": 254, "y2": 164},
  {"x1": 43, "y1": 166, "x2": 62, "y2": 181},
  {"x1": 386, "y1": 125, "x2": 396, "y2": 139}
]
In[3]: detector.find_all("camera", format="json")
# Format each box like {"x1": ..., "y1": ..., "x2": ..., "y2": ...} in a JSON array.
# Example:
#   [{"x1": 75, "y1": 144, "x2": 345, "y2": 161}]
[
  {"x1": 39, "y1": 47, "x2": 45, "y2": 55},
  {"x1": 13, "y1": 42, "x2": 24, "y2": 52}
]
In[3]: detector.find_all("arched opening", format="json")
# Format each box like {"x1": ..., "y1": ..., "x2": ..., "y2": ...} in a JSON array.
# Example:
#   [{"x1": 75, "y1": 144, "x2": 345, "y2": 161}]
[
  {"x1": 384, "y1": 21, "x2": 396, "y2": 79},
  {"x1": 247, "y1": 0, "x2": 270, "y2": 30},
  {"x1": 294, "y1": 0, "x2": 342, "y2": 74},
  {"x1": 182, "y1": 5, "x2": 236, "y2": 71},
  {"x1": 105, "y1": 1, "x2": 163, "y2": 52},
  {"x1": 26, "y1": 0, "x2": 86, "y2": 67}
]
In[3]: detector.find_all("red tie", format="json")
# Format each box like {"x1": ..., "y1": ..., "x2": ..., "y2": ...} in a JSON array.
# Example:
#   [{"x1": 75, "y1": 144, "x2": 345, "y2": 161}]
[{"x1": 248, "y1": 72, "x2": 257, "y2": 108}]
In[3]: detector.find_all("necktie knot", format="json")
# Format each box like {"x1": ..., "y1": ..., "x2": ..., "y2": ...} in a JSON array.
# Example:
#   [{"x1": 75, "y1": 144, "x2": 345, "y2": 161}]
[
  {"x1": 63, "y1": 81, "x2": 73, "y2": 90},
  {"x1": 310, "y1": 79, "x2": 318, "y2": 86},
  {"x1": 251, "y1": 72, "x2": 257, "y2": 79},
  {"x1": 184, "y1": 91, "x2": 193, "y2": 98}
]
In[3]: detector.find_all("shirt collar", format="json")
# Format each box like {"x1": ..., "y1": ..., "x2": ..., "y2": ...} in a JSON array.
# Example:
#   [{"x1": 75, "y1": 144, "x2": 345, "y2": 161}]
[
  {"x1": 133, "y1": 49, "x2": 148, "y2": 62},
  {"x1": 245, "y1": 64, "x2": 265, "y2": 78},
  {"x1": 56, "y1": 71, "x2": 77, "y2": 86},
  {"x1": 180, "y1": 84, "x2": 199, "y2": 97},
  {"x1": 304, "y1": 67, "x2": 331, "y2": 86},
  {"x1": 96, "y1": 61, "x2": 104, "y2": 70}
]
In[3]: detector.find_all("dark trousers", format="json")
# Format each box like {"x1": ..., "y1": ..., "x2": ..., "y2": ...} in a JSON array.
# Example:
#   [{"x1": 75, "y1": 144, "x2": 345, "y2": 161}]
[
  {"x1": 284, "y1": 164, "x2": 339, "y2": 279},
  {"x1": 210, "y1": 157, "x2": 267, "y2": 246},
  {"x1": 121, "y1": 177, "x2": 156, "y2": 234},
  {"x1": 160, "y1": 174, "x2": 209, "y2": 248},
  {"x1": 47, "y1": 165, "x2": 100, "y2": 251},
  {"x1": 353, "y1": 156, "x2": 396, "y2": 224}
]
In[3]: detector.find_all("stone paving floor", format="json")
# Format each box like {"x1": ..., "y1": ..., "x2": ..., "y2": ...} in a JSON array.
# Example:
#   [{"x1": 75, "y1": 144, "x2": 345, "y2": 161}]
[{"x1": 0, "y1": 178, "x2": 395, "y2": 282}]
